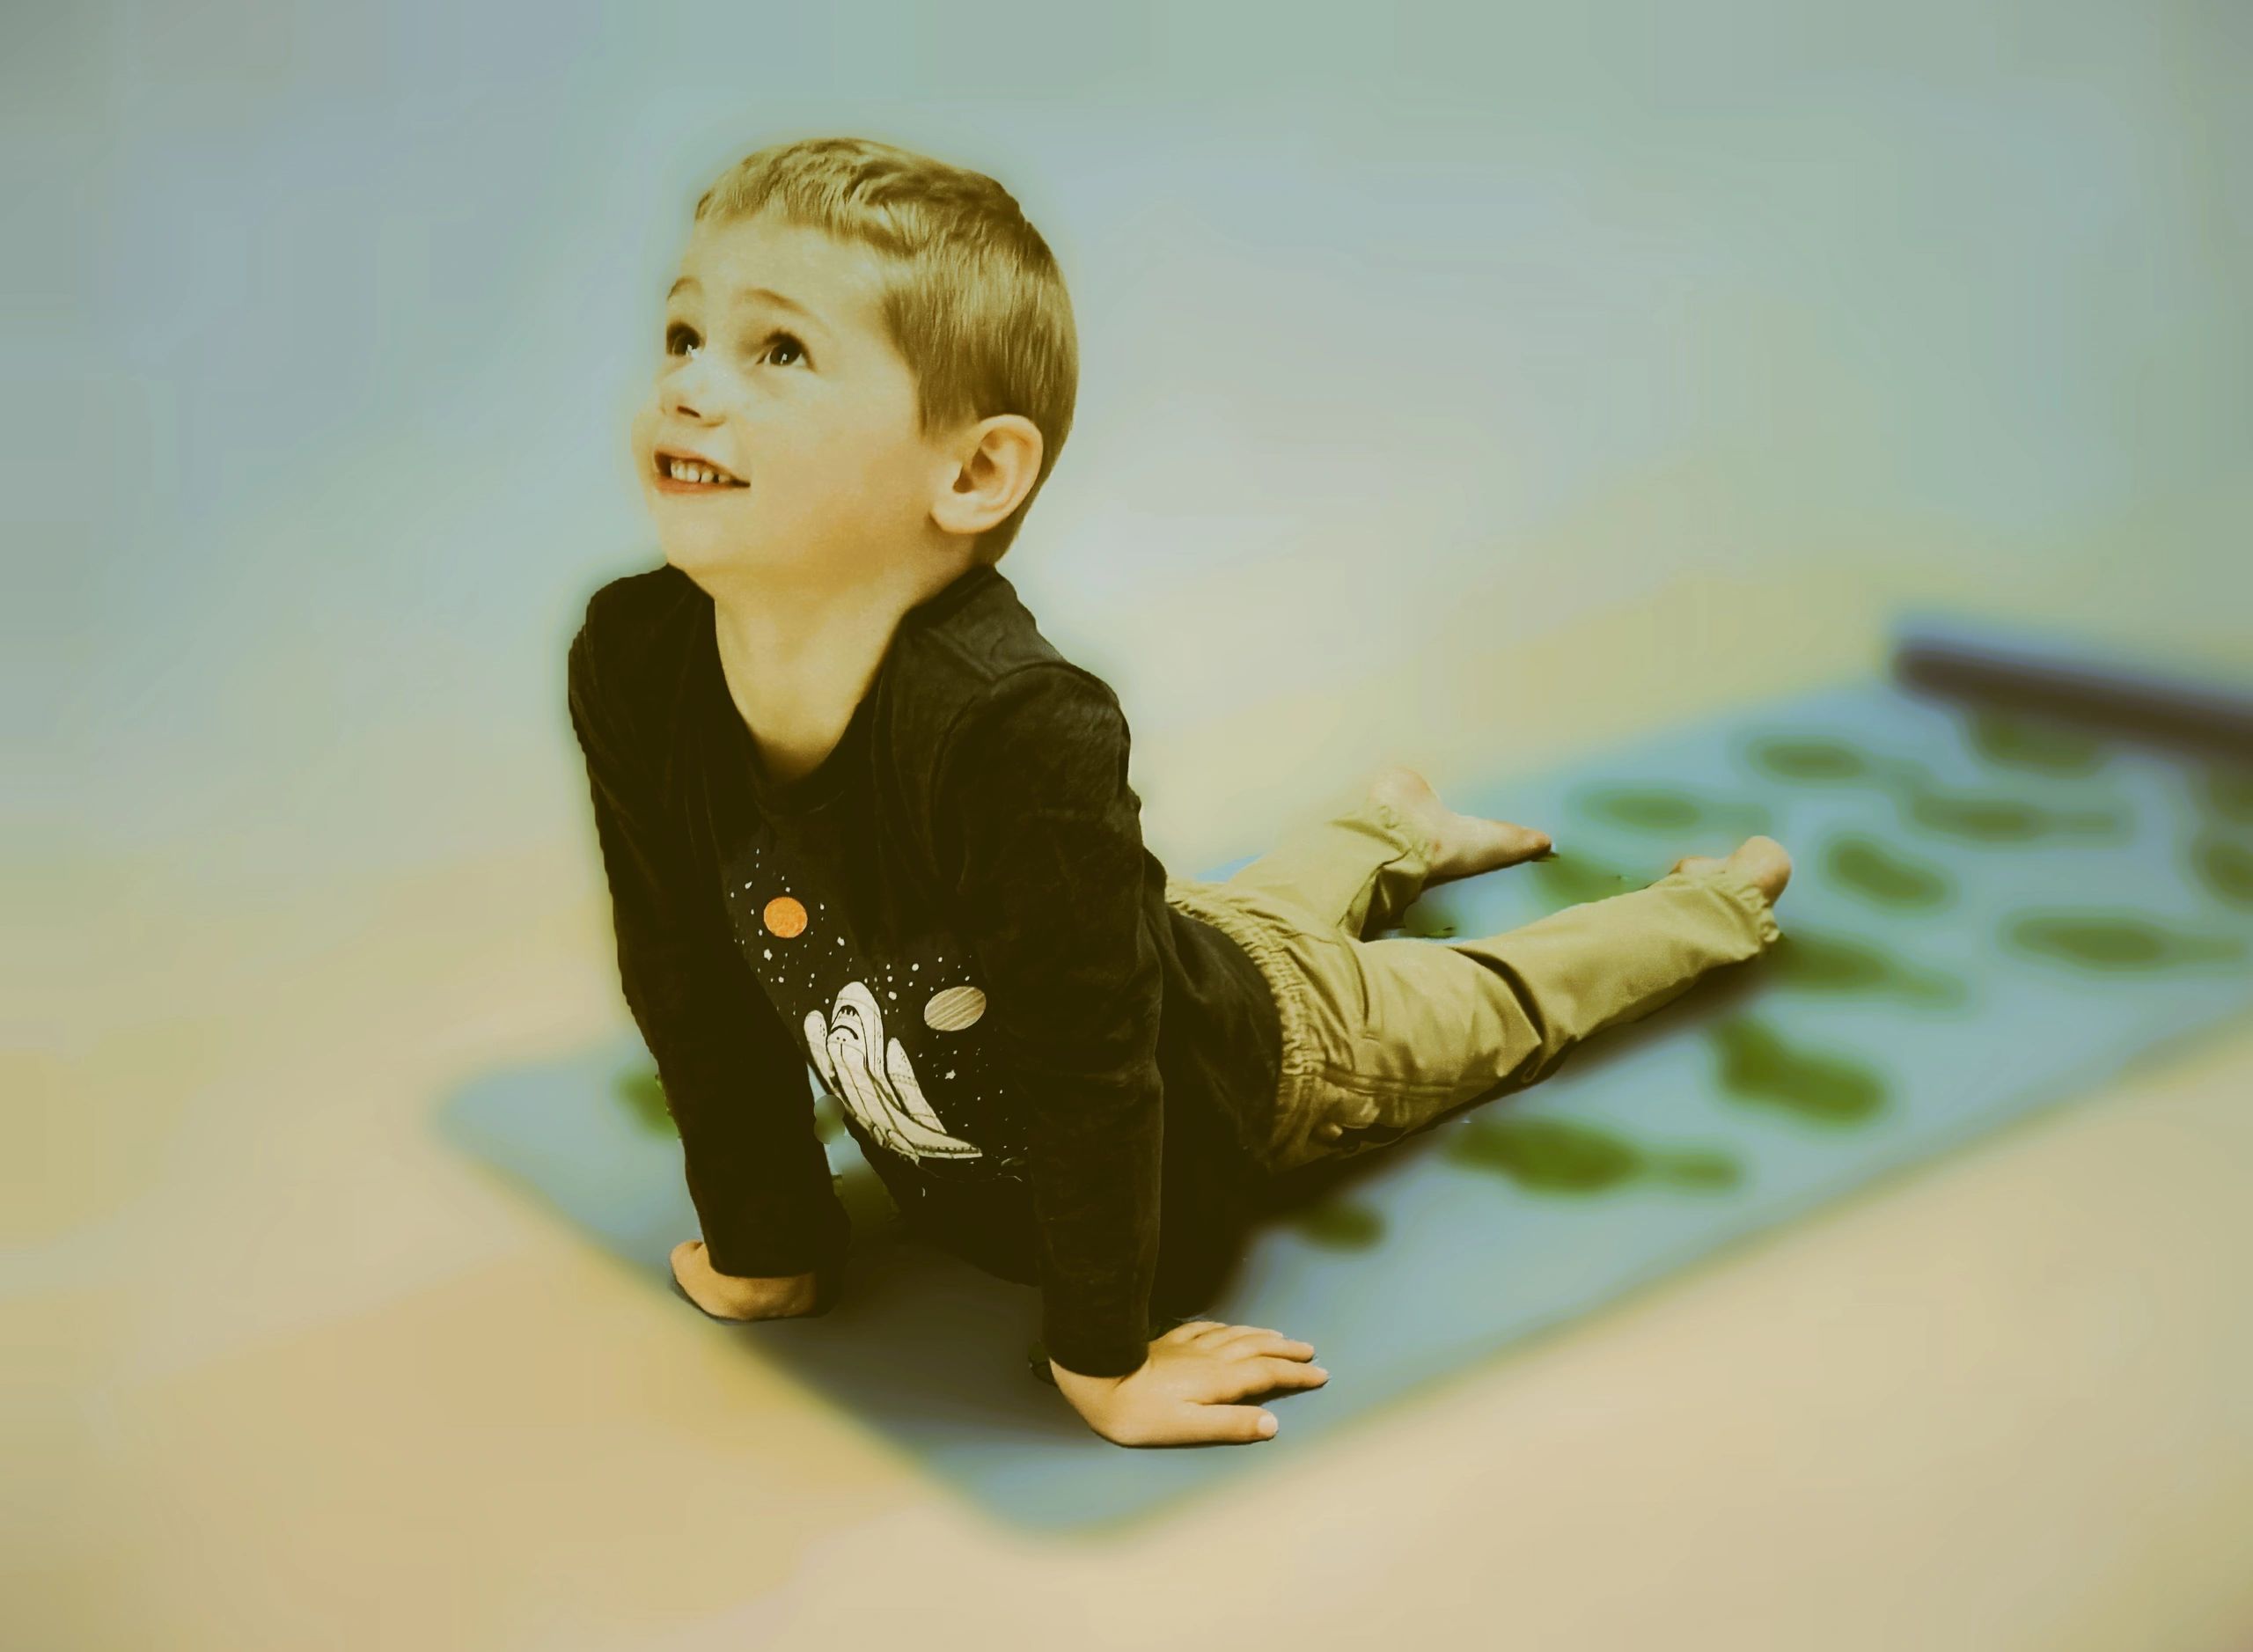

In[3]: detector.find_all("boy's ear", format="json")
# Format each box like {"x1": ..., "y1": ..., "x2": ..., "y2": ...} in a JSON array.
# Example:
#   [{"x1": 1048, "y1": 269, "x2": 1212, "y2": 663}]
[{"x1": 929, "y1": 414, "x2": 1043, "y2": 539}]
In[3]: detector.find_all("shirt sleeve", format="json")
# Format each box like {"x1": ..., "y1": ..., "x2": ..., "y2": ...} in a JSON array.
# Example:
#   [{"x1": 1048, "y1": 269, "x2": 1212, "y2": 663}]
[
  {"x1": 936, "y1": 664, "x2": 1165, "y2": 1379},
  {"x1": 567, "y1": 620, "x2": 850, "y2": 1288}
]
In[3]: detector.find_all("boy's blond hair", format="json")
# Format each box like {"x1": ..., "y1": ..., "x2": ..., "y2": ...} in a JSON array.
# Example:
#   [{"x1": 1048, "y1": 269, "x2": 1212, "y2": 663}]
[{"x1": 693, "y1": 136, "x2": 1077, "y2": 569}]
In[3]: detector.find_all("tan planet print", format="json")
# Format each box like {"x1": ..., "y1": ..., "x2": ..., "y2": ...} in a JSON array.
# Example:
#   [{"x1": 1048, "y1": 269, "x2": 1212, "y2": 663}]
[
  {"x1": 762, "y1": 895, "x2": 807, "y2": 937},
  {"x1": 923, "y1": 984, "x2": 987, "y2": 1032}
]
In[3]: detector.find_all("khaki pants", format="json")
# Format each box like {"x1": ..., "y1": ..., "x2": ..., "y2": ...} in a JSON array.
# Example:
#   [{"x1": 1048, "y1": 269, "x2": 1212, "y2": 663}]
[{"x1": 1163, "y1": 782, "x2": 1783, "y2": 1174}]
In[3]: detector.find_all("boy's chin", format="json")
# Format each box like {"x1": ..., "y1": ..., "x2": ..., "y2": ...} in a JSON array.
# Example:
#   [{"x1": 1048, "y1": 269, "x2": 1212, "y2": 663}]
[
  {"x1": 656, "y1": 533, "x2": 812, "y2": 582},
  {"x1": 656, "y1": 530, "x2": 757, "y2": 569}
]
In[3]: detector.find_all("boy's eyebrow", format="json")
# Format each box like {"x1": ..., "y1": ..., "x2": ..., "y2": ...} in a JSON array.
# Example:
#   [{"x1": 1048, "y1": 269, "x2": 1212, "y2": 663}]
[{"x1": 666, "y1": 275, "x2": 831, "y2": 337}]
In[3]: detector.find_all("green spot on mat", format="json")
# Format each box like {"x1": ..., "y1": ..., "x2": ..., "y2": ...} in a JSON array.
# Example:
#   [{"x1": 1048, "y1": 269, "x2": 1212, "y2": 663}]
[
  {"x1": 1745, "y1": 734, "x2": 1875, "y2": 782},
  {"x1": 2199, "y1": 765, "x2": 2253, "y2": 829},
  {"x1": 1443, "y1": 1114, "x2": 1743, "y2": 1194},
  {"x1": 1401, "y1": 908, "x2": 1459, "y2": 938},
  {"x1": 1823, "y1": 833, "x2": 1954, "y2": 910},
  {"x1": 1963, "y1": 709, "x2": 2109, "y2": 776},
  {"x1": 833, "y1": 1160, "x2": 903, "y2": 1230},
  {"x1": 1529, "y1": 851, "x2": 1646, "y2": 908},
  {"x1": 1649, "y1": 1147, "x2": 1744, "y2": 1190},
  {"x1": 1449, "y1": 1114, "x2": 1637, "y2": 1190},
  {"x1": 813, "y1": 1090, "x2": 844, "y2": 1143},
  {"x1": 1767, "y1": 928, "x2": 1967, "y2": 1004},
  {"x1": 1711, "y1": 1016, "x2": 1888, "y2": 1125},
  {"x1": 1739, "y1": 732, "x2": 1929, "y2": 793},
  {"x1": 1574, "y1": 783, "x2": 1769, "y2": 840},
  {"x1": 2003, "y1": 912, "x2": 2247, "y2": 972},
  {"x1": 1904, "y1": 784, "x2": 2129, "y2": 845},
  {"x1": 2190, "y1": 833, "x2": 2253, "y2": 907},
  {"x1": 616, "y1": 1067, "x2": 677, "y2": 1137},
  {"x1": 1287, "y1": 1196, "x2": 1386, "y2": 1248}
]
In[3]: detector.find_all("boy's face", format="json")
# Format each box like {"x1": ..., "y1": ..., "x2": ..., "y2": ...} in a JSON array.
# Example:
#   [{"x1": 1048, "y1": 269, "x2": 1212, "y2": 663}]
[{"x1": 632, "y1": 209, "x2": 955, "y2": 587}]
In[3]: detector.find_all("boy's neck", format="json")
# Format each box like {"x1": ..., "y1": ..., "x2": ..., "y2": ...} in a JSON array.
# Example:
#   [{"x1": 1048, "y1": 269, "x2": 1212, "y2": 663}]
[{"x1": 705, "y1": 560, "x2": 972, "y2": 784}]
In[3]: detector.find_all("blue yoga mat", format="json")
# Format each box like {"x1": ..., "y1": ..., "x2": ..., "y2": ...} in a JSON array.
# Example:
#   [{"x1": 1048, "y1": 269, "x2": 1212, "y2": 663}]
[{"x1": 437, "y1": 608, "x2": 2253, "y2": 1533}]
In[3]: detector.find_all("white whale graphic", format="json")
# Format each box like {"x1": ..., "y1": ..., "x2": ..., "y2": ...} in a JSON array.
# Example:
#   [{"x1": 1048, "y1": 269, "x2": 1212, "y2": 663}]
[{"x1": 804, "y1": 980, "x2": 981, "y2": 1163}]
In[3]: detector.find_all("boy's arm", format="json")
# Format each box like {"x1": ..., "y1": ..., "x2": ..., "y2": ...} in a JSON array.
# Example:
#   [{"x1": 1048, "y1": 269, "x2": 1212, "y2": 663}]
[
  {"x1": 937, "y1": 664, "x2": 1167, "y2": 1381},
  {"x1": 567, "y1": 620, "x2": 850, "y2": 1291}
]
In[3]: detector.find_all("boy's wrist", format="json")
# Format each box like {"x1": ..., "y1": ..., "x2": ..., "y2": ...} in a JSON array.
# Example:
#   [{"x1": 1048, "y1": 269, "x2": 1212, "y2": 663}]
[
  {"x1": 1047, "y1": 1357, "x2": 1136, "y2": 1425},
  {"x1": 699, "y1": 1251, "x2": 827, "y2": 1317}
]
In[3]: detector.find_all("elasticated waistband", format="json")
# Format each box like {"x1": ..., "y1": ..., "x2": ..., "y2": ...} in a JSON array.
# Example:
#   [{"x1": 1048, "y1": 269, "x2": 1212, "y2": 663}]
[{"x1": 1163, "y1": 877, "x2": 1326, "y2": 1167}]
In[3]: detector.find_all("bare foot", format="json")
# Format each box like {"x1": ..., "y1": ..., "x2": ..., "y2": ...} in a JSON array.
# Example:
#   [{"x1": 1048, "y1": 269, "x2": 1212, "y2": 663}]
[
  {"x1": 1368, "y1": 764, "x2": 1552, "y2": 882},
  {"x1": 1671, "y1": 834, "x2": 1792, "y2": 907}
]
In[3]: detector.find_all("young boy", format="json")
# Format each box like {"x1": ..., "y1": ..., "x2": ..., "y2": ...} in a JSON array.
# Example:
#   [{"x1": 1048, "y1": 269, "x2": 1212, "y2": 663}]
[{"x1": 567, "y1": 136, "x2": 1792, "y2": 1450}]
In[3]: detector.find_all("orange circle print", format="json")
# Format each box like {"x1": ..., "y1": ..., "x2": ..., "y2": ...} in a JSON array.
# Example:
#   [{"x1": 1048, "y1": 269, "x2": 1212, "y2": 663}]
[{"x1": 762, "y1": 895, "x2": 808, "y2": 937}]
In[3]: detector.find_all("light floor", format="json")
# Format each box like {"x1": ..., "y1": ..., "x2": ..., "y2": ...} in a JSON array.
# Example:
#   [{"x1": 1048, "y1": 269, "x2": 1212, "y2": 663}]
[{"x1": 12, "y1": 558, "x2": 2252, "y2": 1651}]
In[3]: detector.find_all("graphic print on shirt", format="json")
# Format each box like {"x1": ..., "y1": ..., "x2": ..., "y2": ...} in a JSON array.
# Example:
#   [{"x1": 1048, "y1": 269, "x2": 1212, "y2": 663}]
[
  {"x1": 716, "y1": 825, "x2": 1032, "y2": 1186},
  {"x1": 802, "y1": 981, "x2": 979, "y2": 1163}
]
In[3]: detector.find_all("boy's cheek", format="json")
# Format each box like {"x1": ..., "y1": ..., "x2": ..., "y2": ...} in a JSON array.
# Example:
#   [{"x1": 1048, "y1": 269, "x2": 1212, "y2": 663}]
[{"x1": 627, "y1": 402, "x2": 659, "y2": 467}]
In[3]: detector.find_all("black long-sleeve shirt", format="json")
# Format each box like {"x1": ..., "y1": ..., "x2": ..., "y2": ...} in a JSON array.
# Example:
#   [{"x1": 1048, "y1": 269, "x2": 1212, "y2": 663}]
[{"x1": 565, "y1": 560, "x2": 1283, "y2": 1377}]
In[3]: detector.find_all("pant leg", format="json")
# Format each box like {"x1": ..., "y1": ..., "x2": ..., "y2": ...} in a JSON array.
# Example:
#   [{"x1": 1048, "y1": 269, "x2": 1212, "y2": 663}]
[
  {"x1": 1309, "y1": 864, "x2": 1784, "y2": 1161},
  {"x1": 1164, "y1": 780, "x2": 1455, "y2": 1172},
  {"x1": 1214, "y1": 774, "x2": 1442, "y2": 940},
  {"x1": 1170, "y1": 782, "x2": 1782, "y2": 1172}
]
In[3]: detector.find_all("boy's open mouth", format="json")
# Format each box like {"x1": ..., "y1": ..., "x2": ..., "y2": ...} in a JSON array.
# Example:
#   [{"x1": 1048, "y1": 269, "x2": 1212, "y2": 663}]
[{"x1": 653, "y1": 450, "x2": 750, "y2": 489}]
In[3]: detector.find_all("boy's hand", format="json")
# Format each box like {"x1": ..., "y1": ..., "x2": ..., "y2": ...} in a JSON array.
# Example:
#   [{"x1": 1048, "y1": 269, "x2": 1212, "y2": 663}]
[
  {"x1": 669, "y1": 1239, "x2": 821, "y2": 1321},
  {"x1": 1049, "y1": 1319, "x2": 1329, "y2": 1445}
]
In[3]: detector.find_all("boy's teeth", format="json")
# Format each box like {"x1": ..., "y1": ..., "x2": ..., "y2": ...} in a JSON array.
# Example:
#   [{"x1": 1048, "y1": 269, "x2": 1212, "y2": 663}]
[{"x1": 665, "y1": 459, "x2": 743, "y2": 485}]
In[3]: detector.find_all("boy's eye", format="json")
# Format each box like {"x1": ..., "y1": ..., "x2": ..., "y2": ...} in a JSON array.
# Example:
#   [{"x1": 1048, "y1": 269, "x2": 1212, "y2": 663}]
[{"x1": 663, "y1": 319, "x2": 808, "y2": 369}]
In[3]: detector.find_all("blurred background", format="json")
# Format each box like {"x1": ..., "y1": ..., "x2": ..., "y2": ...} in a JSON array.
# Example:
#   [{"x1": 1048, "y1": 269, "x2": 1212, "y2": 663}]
[{"x1": 7, "y1": 0, "x2": 2249, "y2": 1647}]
